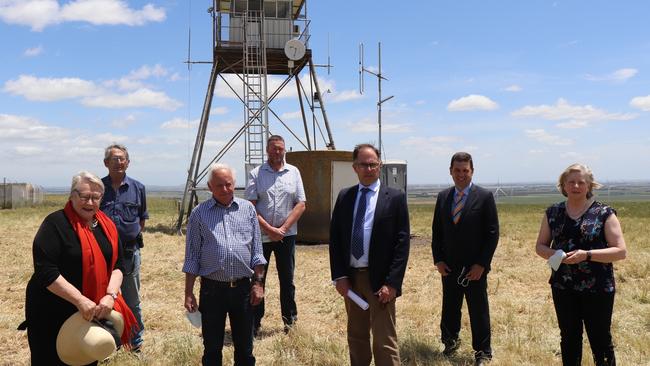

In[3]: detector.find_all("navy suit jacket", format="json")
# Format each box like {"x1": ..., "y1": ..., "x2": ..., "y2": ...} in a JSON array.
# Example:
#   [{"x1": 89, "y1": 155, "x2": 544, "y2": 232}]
[
  {"x1": 431, "y1": 184, "x2": 499, "y2": 271},
  {"x1": 329, "y1": 183, "x2": 410, "y2": 296}
]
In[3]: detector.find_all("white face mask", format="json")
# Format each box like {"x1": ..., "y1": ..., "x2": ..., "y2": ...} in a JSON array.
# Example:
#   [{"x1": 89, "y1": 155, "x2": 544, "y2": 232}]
[{"x1": 548, "y1": 249, "x2": 567, "y2": 271}]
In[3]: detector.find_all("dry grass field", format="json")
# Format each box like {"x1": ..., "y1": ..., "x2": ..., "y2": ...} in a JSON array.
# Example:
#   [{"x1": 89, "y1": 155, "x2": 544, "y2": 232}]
[{"x1": 1, "y1": 195, "x2": 649, "y2": 365}]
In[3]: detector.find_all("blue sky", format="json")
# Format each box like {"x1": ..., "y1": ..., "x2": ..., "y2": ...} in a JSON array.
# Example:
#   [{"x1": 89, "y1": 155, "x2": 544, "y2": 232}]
[{"x1": 2, "y1": 0, "x2": 650, "y2": 187}]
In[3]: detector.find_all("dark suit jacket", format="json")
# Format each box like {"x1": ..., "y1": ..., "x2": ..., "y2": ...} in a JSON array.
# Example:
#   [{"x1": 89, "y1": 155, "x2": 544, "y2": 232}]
[
  {"x1": 329, "y1": 183, "x2": 410, "y2": 296},
  {"x1": 431, "y1": 184, "x2": 499, "y2": 272}
]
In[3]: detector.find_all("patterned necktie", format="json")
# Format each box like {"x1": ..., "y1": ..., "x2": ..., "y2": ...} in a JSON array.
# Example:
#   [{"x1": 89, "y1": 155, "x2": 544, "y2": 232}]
[
  {"x1": 351, "y1": 187, "x2": 371, "y2": 260},
  {"x1": 452, "y1": 191, "x2": 464, "y2": 224}
]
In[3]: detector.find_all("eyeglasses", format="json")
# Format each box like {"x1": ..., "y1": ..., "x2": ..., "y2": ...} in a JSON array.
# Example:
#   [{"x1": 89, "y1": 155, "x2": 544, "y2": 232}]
[
  {"x1": 74, "y1": 190, "x2": 103, "y2": 203},
  {"x1": 355, "y1": 162, "x2": 381, "y2": 170},
  {"x1": 109, "y1": 156, "x2": 127, "y2": 163}
]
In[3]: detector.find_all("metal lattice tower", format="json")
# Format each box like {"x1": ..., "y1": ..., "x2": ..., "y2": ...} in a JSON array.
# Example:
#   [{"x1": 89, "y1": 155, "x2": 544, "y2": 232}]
[{"x1": 175, "y1": 0, "x2": 336, "y2": 233}]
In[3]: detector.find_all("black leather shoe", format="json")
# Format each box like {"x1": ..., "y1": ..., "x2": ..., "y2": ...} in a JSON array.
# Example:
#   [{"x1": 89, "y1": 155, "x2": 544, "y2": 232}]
[
  {"x1": 474, "y1": 350, "x2": 491, "y2": 365},
  {"x1": 442, "y1": 339, "x2": 460, "y2": 356}
]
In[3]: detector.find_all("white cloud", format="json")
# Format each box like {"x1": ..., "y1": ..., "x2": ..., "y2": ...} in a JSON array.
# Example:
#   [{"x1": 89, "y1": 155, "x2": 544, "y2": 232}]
[
  {"x1": 280, "y1": 111, "x2": 302, "y2": 120},
  {"x1": 0, "y1": 0, "x2": 166, "y2": 31},
  {"x1": 329, "y1": 89, "x2": 363, "y2": 103},
  {"x1": 160, "y1": 117, "x2": 199, "y2": 129},
  {"x1": 630, "y1": 95, "x2": 650, "y2": 111},
  {"x1": 585, "y1": 68, "x2": 638, "y2": 82},
  {"x1": 504, "y1": 84, "x2": 522, "y2": 92},
  {"x1": 104, "y1": 64, "x2": 171, "y2": 91},
  {"x1": 210, "y1": 106, "x2": 229, "y2": 115},
  {"x1": 82, "y1": 88, "x2": 182, "y2": 110},
  {"x1": 348, "y1": 118, "x2": 412, "y2": 133},
  {"x1": 111, "y1": 114, "x2": 137, "y2": 128},
  {"x1": 4, "y1": 73, "x2": 181, "y2": 111},
  {"x1": 24, "y1": 45, "x2": 43, "y2": 57},
  {"x1": 525, "y1": 129, "x2": 572, "y2": 146},
  {"x1": 0, "y1": 114, "x2": 69, "y2": 141},
  {"x1": 447, "y1": 94, "x2": 498, "y2": 111},
  {"x1": 3, "y1": 75, "x2": 100, "y2": 101},
  {"x1": 512, "y1": 98, "x2": 636, "y2": 128},
  {"x1": 399, "y1": 136, "x2": 458, "y2": 156},
  {"x1": 14, "y1": 145, "x2": 47, "y2": 156}
]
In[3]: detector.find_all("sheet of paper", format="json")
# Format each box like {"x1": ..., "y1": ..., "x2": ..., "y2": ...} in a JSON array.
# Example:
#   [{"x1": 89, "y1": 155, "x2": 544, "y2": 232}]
[{"x1": 347, "y1": 289, "x2": 369, "y2": 310}]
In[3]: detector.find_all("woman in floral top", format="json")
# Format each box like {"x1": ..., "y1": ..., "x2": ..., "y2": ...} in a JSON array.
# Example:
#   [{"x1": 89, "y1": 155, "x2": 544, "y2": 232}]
[{"x1": 535, "y1": 164, "x2": 626, "y2": 366}]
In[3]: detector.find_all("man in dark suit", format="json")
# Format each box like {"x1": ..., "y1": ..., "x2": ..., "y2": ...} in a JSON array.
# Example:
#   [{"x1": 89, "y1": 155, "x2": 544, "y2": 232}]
[
  {"x1": 329, "y1": 143, "x2": 410, "y2": 366},
  {"x1": 431, "y1": 152, "x2": 499, "y2": 366}
]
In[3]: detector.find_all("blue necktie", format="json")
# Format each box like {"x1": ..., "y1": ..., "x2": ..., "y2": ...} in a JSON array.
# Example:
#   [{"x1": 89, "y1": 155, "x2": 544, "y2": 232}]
[{"x1": 351, "y1": 187, "x2": 371, "y2": 260}]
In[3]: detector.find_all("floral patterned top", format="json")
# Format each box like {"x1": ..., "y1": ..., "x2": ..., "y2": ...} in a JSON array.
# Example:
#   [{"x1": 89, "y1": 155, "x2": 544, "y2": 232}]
[{"x1": 546, "y1": 201, "x2": 616, "y2": 293}]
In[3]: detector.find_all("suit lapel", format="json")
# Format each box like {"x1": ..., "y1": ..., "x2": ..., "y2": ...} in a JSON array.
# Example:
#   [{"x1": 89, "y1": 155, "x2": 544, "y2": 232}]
[{"x1": 444, "y1": 188, "x2": 455, "y2": 224}]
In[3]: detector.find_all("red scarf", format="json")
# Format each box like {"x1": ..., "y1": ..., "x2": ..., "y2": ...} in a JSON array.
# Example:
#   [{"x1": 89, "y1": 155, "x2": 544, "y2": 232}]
[{"x1": 64, "y1": 201, "x2": 139, "y2": 347}]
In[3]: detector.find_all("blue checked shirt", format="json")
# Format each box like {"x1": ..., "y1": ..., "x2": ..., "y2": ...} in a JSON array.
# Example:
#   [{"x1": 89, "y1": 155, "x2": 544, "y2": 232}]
[
  {"x1": 244, "y1": 162, "x2": 306, "y2": 242},
  {"x1": 182, "y1": 197, "x2": 266, "y2": 281}
]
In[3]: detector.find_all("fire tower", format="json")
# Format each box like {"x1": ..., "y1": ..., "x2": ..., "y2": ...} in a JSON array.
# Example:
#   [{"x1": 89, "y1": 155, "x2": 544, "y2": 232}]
[{"x1": 176, "y1": 0, "x2": 335, "y2": 231}]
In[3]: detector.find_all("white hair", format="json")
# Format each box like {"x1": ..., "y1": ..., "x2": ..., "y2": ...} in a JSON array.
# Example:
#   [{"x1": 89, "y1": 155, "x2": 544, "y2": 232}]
[
  {"x1": 70, "y1": 171, "x2": 105, "y2": 196},
  {"x1": 208, "y1": 163, "x2": 236, "y2": 184}
]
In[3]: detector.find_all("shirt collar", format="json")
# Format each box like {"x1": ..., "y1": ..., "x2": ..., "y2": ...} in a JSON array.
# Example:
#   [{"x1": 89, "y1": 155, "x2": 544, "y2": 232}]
[
  {"x1": 454, "y1": 182, "x2": 472, "y2": 196},
  {"x1": 358, "y1": 179, "x2": 380, "y2": 193},
  {"x1": 211, "y1": 197, "x2": 239, "y2": 209},
  {"x1": 104, "y1": 174, "x2": 131, "y2": 188},
  {"x1": 261, "y1": 162, "x2": 288, "y2": 173}
]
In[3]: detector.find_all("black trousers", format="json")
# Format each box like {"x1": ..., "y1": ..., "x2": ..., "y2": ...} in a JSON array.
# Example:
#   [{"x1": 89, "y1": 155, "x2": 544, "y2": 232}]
[
  {"x1": 199, "y1": 278, "x2": 255, "y2": 366},
  {"x1": 552, "y1": 288, "x2": 616, "y2": 366},
  {"x1": 254, "y1": 235, "x2": 297, "y2": 327},
  {"x1": 440, "y1": 269, "x2": 491, "y2": 357}
]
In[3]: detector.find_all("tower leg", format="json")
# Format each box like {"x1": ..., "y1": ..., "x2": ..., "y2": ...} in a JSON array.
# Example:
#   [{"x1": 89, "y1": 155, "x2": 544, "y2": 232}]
[
  {"x1": 176, "y1": 62, "x2": 219, "y2": 233},
  {"x1": 309, "y1": 59, "x2": 335, "y2": 149}
]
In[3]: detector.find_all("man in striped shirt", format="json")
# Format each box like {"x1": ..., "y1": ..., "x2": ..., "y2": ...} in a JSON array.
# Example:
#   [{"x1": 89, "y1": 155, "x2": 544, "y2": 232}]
[{"x1": 183, "y1": 164, "x2": 267, "y2": 366}]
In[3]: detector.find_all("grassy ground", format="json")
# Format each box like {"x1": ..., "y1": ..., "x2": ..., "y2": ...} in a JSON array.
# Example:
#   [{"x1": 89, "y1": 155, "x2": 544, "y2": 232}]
[{"x1": 1, "y1": 195, "x2": 649, "y2": 365}]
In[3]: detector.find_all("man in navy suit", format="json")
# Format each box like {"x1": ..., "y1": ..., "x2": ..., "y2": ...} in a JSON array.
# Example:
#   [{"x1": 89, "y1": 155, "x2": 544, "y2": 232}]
[
  {"x1": 329, "y1": 143, "x2": 410, "y2": 366},
  {"x1": 431, "y1": 152, "x2": 499, "y2": 366}
]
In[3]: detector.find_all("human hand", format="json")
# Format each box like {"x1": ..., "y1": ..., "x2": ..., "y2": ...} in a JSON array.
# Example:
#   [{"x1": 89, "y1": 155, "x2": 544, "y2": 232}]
[
  {"x1": 564, "y1": 250, "x2": 587, "y2": 264},
  {"x1": 268, "y1": 227, "x2": 285, "y2": 242},
  {"x1": 76, "y1": 296, "x2": 97, "y2": 321},
  {"x1": 465, "y1": 264, "x2": 485, "y2": 281},
  {"x1": 185, "y1": 293, "x2": 198, "y2": 313},
  {"x1": 335, "y1": 278, "x2": 351, "y2": 297},
  {"x1": 250, "y1": 283, "x2": 264, "y2": 305},
  {"x1": 375, "y1": 285, "x2": 396, "y2": 304},
  {"x1": 436, "y1": 262, "x2": 452, "y2": 276},
  {"x1": 94, "y1": 295, "x2": 114, "y2": 319}
]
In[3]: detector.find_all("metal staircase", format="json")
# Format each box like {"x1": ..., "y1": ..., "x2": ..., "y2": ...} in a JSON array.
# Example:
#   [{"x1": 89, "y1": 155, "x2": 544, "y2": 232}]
[{"x1": 242, "y1": 7, "x2": 268, "y2": 170}]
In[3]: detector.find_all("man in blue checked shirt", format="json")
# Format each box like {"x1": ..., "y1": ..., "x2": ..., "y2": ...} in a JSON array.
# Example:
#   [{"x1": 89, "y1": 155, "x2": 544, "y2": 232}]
[
  {"x1": 100, "y1": 143, "x2": 148, "y2": 351},
  {"x1": 183, "y1": 163, "x2": 267, "y2": 366}
]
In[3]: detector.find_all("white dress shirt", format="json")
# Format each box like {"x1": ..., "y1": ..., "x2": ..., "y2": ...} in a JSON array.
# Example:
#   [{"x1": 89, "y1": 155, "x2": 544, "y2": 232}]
[{"x1": 350, "y1": 179, "x2": 380, "y2": 268}]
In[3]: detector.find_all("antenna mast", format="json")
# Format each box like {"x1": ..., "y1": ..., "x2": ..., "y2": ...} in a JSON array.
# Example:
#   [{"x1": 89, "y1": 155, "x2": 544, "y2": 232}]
[{"x1": 359, "y1": 42, "x2": 393, "y2": 155}]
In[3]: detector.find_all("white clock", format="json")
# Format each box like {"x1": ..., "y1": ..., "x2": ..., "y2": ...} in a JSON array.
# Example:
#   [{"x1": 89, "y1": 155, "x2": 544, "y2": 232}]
[{"x1": 284, "y1": 38, "x2": 306, "y2": 61}]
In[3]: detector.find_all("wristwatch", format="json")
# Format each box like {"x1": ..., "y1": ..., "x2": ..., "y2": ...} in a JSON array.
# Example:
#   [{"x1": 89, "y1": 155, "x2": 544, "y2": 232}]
[
  {"x1": 586, "y1": 250, "x2": 592, "y2": 262},
  {"x1": 107, "y1": 292, "x2": 118, "y2": 300}
]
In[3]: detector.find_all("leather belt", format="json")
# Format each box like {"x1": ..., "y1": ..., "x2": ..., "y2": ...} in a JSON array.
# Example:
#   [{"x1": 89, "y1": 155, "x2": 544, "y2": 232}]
[{"x1": 202, "y1": 277, "x2": 250, "y2": 288}]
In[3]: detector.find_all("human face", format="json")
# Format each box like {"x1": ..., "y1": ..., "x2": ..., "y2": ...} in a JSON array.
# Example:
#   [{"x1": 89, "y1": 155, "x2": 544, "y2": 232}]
[
  {"x1": 70, "y1": 181, "x2": 103, "y2": 224},
  {"x1": 563, "y1": 171, "x2": 589, "y2": 200},
  {"x1": 104, "y1": 148, "x2": 129, "y2": 176},
  {"x1": 450, "y1": 161, "x2": 474, "y2": 190},
  {"x1": 208, "y1": 169, "x2": 235, "y2": 205},
  {"x1": 353, "y1": 147, "x2": 381, "y2": 187},
  {"x1": 266, "y1": 139, "x2": 285, "y2": 167}
]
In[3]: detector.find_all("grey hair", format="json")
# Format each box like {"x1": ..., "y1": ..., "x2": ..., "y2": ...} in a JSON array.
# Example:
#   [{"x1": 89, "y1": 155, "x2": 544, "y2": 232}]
[
  {"x1": 104, "y1": 143, "x2": 129, "y2": 161},
  {"x1": 557, "y1": 163, "x2": 603, "y2": 199},
  {"x1": 208, "y1": 163, "x2": 236, "y2": 184},
  {"x1": 70, "y1": 171, "x2": 105, "y2": 196}
]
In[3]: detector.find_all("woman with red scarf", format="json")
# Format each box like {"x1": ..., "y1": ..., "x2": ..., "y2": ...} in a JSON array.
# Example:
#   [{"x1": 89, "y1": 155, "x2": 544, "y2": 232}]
[{"x1": 23, "y1": 171, "x2": 138, "y2": 365}]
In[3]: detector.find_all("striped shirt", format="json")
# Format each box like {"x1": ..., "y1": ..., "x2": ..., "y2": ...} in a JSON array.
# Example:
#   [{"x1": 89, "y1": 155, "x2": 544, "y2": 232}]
[
  {"x1": 182, "y1": 196, "x2": 266, "y2": 281},
  {"x1": 245, "y1": 162, "x2": 306, "y2": 242}
]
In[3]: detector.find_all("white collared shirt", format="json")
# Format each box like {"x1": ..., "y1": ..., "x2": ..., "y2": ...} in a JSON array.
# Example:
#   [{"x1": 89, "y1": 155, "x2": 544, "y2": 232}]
[{"x1": 350, "y1": 179, "x2": 380, "y2": 268}]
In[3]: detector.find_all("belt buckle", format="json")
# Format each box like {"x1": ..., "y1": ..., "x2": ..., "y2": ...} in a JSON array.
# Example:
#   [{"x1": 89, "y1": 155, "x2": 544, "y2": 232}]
[{"x1": 229, "y1": 280, "x2": 237, "y2": 288}]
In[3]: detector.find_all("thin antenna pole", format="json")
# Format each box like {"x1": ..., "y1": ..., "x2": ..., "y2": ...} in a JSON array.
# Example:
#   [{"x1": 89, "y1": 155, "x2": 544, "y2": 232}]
[{"x1": 378, "y1": 42, "x2": 382, "y2": 154}]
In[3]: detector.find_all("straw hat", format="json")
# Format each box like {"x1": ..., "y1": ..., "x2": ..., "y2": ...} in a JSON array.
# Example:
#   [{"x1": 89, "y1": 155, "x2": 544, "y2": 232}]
[{"x1": 56, "y1": 310, "x2": 124, "y2": 366}]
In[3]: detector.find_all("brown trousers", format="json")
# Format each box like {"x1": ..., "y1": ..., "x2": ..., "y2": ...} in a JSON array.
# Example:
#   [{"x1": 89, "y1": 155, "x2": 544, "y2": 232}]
[{"x1": 345, "y1": 270, "x2": 400, "y2": 366}]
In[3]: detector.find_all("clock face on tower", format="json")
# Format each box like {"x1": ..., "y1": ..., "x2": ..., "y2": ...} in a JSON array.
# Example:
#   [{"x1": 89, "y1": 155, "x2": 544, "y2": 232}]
[{"x1": 284, "y1": 39, "x2": 306, "y2": 61}]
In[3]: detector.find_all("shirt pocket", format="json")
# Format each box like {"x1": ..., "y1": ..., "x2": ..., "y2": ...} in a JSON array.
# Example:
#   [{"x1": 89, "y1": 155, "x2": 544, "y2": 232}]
[{"x1": 120, "y1": 202, "x2": 140, "y2": 222}]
